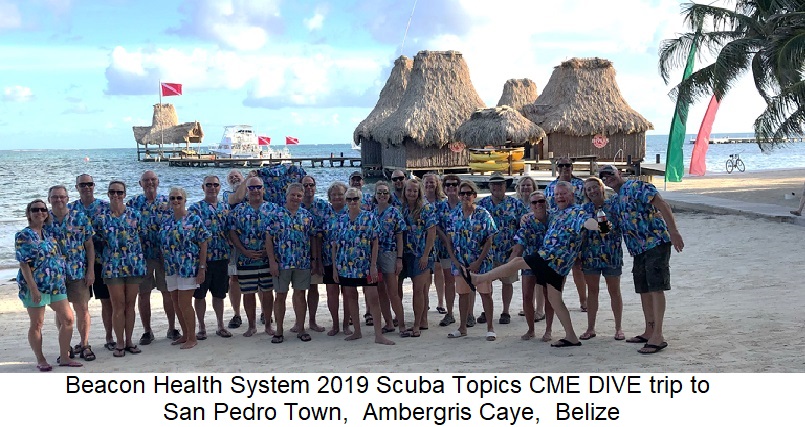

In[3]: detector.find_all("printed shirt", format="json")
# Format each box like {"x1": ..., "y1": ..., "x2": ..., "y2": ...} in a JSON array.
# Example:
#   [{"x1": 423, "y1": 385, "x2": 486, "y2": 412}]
[
  {"x1": 15, "y1": 227, "x2": 66, "y2": 299},
  {"x1": 68, "y1": 198, "x2": 109, "y2": 263},
  {"x1": 321, "y1": 205, "x2": 347, "y2": 266},
  {"x1": 544, "y1": 177, "x2": 586, "y2": 210},
  {"x1": 159, "y1": 213, "x2": 211, "y2": 277},
  {"x1": 537, "y1": 204, "x2": 588, "y2": 277},
  {"x1": 46, "y1": 209, "x2": 93, "y2": 281},
  {"x1": 435, "y1": 199, "x2": 460, "y2": 259},
  {"x1": 267, "y1": 206, "x2": 315, "y2": 270},
  {"x1": 255, "y1": 164, "x2": 307, "y2": 205},
  {"x1": 514, "y1": 212, "x2": 548, "y2": 258},
  {"x1": 188, "y1": 200, "x2": 230, "y2": 262},
  {"x1": 373, "y1": 205, "x2": 405, "y2": 253},
  {"x1": 443, "y1": 205, "x2": 498, "y2": 276},
  {"x1": 126, "y1": 194, "x2": 171, "y2": 260},
  {"x1": 222, "y1": 189, "x2": 248, "y2": 208},
  {"x1": 360, "y1": 192, "x2": 375, "y2": 211},
  {"x1": 477, "y1": 195, "x2": 528, "y2": 263},
  {"x1": 229, "y1": 201, "x2": 276, "y2": 267},
  {"x1": 402, "y1": 203, "x2": 437, "y2": 258},
  {"x1": 390, "y1": 192, "x2": 404, "y2": 209},
  {"x1": 95, "y1": 209, "x2": 147, "y2": 279},
  {"x1": 333, "y1": 210, "x2": 378, "y2": 279},
  {"x1": 302, "y1": 197, "x2": 331, "y2": 236},
  {"x1": 580, "y1": 200, "x2": 624, "y2": 269},
  {"x1": 613, "y1": 180, "x2": 671, "y2": 256}
]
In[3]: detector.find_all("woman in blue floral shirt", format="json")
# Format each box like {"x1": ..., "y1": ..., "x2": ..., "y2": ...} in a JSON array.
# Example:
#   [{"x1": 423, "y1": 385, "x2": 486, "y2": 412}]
[
  {"x1": 323, "y1": 181, "x2": 350, "y2": 336},
  {"x1": 372, "y1": 181, "x2": 408, "y2": 337},
  {"x1": 400, "y1": 178, "x2": 437, "y2": 338},
  {"x1": 95, "y1": 181, "x2": 147, "y2": 357},
  {"x1": 160, "y1": 187, "x2": 210, "y2": 349},
  {"x1": 332, "y1": 188, "x2": 393, "y2": 345},
  {"x1": 16, "y1": 199, "x2": 80, "y2": 371}
]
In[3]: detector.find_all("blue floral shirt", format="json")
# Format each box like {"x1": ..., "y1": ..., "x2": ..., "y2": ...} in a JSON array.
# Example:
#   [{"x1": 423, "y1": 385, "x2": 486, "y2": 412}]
[
  {"x1": 478, "y1": 195, "x2": 528, "y2": 263},
  {"x1": 15, "y1": 227, "x2": 66, "y2": 300},
  {"x1": 544, "y1": 177, "x2": 586, "y2": 210},
  {"x1": 333, "y1": 211, "x2": 378, "y2": 279},
  {"x1": 188, "y1": 200, "x2": 230, "y2": 262},
  {"x1": 402, "y1": 203, "x2": 437, "y2": 258},
  {"x1": 373, "y1": 205, "x2": 405, "y2": 253},
  {"x1": 390, "y1": 192, "x2": 404, "y2": 209},
  {"x1": 435, "y1": 199, "x2": 460, "y2": 259},
  {"x1": 514, "y1": 212, "x2": 548, "y2": 258},
  {"x1": 613, "y1": 180, "x2": 671, "y2": 256},
  {"x1": 255, "y1": 164, "x2": 307, "y2": 205},
  {"x1": 268, "y1": 207, "x2": 315, "y2": 270},
  {"x1": 229, "y1": 201, "x2": 276, "y2": 267},
  {"x1": 302, "y1": 197, "x2": 331, "y2": 236},
  {"x1": 580, "y1": 200, "x2": 624, "y2": 269},
  {"x1": 126, "y1": 194, "x2": 170, "y2": 260},
  {"x1": 159, "y1": 213, "x2": 211, "y2": 277},
  {"x1": 537, "y1": 205, "x2": 588, "y2": 277},
  {"x1": 443, "y1": 205, "x2": 497, "y2": 276},
  {"x1": 360, "y1": 192, "x2": 375, "y2": 211},
  {"x1": 68, "y1": 198, "x2": 109, "y2": 263},
  {"x1": 46, "y1": 210, "x2": 93, "y2": 281},
  {"x1": 95, "y1": 209, "x2": 147, "y2": 279},
  {"x1": 321, "y1": 205, "x2": 347, "y2": 266}
]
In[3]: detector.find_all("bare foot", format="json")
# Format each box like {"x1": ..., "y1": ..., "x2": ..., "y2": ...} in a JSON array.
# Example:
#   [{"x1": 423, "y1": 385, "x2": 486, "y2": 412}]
[
  {"x1": 522, "y1": 331, "x2": 536, "y2": 340},
  {"x1": 309, "y1": 323, "x2": 326, "y2": 333},
  {"x1": 343, "y1": 327, "x2": 354, "y2": 336},
  {"x1": 327, "y1": 327, "x2": 339, "y2": 337},
  {"x1": 243, "y1": 328, "x2": 257, "y2": 337},
  {"x1": 265, "y1": 327, "x2": 276, "y2": 336},
  {"x1": 180, "y1": 340, "x2": 198, "y2": 349},
  {"x1": 171, "y1": 336, "x2": 187, "y2": 345},
  {"x1": 791, "y1": 210, "x2": 802, "y2": 216},
  {"x1": 375, "y1": 336, "x2": 395, "y2": 345},
  {"x1": 541, "y1": 332, "x2": 552, "y2": 342},
  {"x1": 345, "y1": 332, "x2": 362, "y2": 341}
]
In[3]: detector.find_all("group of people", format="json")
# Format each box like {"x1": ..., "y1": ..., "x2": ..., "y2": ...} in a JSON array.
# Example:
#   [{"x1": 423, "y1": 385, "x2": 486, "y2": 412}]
[{"x1": 15, "y1": 158, "x2": 683, "y2": 371}]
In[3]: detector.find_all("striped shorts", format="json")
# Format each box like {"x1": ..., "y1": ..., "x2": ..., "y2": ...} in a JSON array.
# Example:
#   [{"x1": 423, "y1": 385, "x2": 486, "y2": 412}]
[{"x1": 236, "y1": 264, "x2": 273, "y2": 294}]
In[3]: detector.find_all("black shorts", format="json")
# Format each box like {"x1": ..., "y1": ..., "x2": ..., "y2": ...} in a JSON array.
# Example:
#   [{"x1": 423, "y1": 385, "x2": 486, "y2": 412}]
[
  {"x1": 338, "y1": 276, "x2": 376, "y2": 287},
  {"x1": 632, "y1": 243, "x2": 671, "y2": 293},
  {"x1": 194, "y1": 260, "x2": 229, "y2": 299},
  {"x1": 522, "y1": 254, "x2": 565, "y2": 291},
  {"x1": 323, "y1": 264, "x2": 337, "y2": 285},
  {"x1": 91, "y1": 263, "x2": 110, "y2": 300}
]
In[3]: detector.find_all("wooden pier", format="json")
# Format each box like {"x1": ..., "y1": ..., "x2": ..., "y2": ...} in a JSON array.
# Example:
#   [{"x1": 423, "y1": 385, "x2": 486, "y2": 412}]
[{"x1": 166, "y1": 156, "x2": 361, "y2": 168}]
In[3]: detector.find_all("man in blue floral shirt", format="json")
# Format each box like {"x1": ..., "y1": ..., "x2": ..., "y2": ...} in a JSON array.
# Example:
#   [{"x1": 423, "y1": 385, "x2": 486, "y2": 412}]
[{"x1": 300, "y1": 175, "x2": 329, "y2": 333}]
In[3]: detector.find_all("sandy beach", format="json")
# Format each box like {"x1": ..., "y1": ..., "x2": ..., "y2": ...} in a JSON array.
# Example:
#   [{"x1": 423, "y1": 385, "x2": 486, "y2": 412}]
[{"x1": 1, "y1": 169, "x2": 803, "y2": 373}]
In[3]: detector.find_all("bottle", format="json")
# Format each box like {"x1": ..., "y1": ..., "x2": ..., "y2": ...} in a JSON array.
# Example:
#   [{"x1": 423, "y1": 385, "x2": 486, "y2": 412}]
[{"x1": 596, "y1": 208, "x2": 610, "y2": 234}]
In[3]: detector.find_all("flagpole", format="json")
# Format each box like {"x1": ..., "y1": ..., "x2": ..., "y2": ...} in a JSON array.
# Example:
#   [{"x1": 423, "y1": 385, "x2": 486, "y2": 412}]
[{"x1": 158, "y1": 81, "x2": 164, "y2": 159}]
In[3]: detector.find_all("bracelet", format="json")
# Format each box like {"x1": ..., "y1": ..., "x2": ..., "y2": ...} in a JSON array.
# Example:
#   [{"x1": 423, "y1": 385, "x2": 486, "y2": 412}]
[{"x1": 199, "y1": 265, "x2": 206, "y2": 270}]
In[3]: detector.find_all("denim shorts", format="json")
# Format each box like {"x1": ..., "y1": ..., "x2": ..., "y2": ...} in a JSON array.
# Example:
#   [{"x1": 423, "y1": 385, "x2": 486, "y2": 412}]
[
  {"x1": 582, "y1": 265, "x2": 623, "y2": 277},
  {"x1": 399, "y1": 253, "x2": 433, "y2": 279}
]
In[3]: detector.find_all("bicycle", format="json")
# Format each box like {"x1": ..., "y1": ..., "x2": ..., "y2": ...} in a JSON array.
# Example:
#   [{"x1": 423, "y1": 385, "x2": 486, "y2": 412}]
[{"x1": 725, "y1": 153, "x2": 745, "y2": 174}]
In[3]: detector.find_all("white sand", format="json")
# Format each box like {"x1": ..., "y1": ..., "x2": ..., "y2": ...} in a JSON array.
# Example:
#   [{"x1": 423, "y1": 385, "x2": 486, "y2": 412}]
[{"x1": 0, "y1": 211, "x2": 803, "y2": 373}]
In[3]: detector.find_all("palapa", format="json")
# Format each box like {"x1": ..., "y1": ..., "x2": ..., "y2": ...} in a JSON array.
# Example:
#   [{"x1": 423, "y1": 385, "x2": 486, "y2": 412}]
[
  {"x1": 353, "y1": 55, "x2": 413, "y2": 146},
  {"x1": 497, "y1": 78, "x2": 539, "y2": 112},
  {"x1": 132, "y1": 104, "x2": 203, "y2": 147},
  {"x1": 455, "y1": 105, "x2": 545, "y2": 148},
  {"x1": 522, "y1": 58, "x2": 653, "y2": 136},
  {"x1": 373, "y1": 50, "x2": 485, "y2": 148}
]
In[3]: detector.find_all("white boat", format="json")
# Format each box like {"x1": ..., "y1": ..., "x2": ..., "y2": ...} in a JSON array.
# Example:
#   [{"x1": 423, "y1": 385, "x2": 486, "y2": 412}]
[{"x1": 209, "y1": 125, "x2": 292, "y2": 161}]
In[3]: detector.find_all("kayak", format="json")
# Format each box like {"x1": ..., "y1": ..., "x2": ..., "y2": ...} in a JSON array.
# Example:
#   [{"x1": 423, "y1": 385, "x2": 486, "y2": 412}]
[{"x1": 469, "y1": 161, "x2": 525, "y2": 172}]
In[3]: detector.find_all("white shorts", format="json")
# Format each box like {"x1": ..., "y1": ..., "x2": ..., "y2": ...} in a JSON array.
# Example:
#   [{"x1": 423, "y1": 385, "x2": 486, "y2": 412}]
[{"x1": 166, "y1": 275, "x2": 200, "y2": 292}]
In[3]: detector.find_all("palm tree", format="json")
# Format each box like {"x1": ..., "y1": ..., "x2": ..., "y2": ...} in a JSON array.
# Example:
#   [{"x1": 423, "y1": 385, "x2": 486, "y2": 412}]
[{"x1": 658, "y1": 0, "x2": 805, "y2": 149}]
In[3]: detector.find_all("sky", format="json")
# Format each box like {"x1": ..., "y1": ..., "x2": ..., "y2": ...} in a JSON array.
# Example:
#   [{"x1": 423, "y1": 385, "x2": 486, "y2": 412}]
[{"x1": 0, "y1": 0, "x2": 767, "y2": 150}]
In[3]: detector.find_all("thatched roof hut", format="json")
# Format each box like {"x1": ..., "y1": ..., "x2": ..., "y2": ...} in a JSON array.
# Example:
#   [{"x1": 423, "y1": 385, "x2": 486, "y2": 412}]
[
  {"x1": 455, "y1": 105, "x2": 545, "y2": 148},
  {"x1": 497, "y1": 78, "x2": 539, "y2": 112},
  {"x1": 372, "y1": 50, "x2": 485, "y2": 171},
  {"x1": 522, "y1": 58, "x2": 653, "y2": 161},
  {"x1": 132, "y1": 103, "x2": 203, "y2": 147}
]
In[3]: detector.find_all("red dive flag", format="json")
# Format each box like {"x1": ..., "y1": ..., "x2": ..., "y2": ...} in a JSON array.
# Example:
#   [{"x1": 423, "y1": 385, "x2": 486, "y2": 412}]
[
  {"x1": 258, "y1": 136, "x2": 271, "y2": 146},
  {"x1": 285, "y1": 136, "x2": 299, "y2": 145},
  {"x1": 689, "y1": 94, "x2": 721, "y2": 176},
  {"x1": 161, "y1": 82, "x2": 183, "y2": 96}
]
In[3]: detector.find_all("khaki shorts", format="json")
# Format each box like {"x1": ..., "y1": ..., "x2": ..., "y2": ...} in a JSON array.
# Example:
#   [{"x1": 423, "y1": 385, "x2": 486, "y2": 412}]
[
  {"x1": 66, "y1": 278, "x2": 91, "y2": 304},
  {"x1": 275, "y1": 269, "x2": 311, "y2": 293},
  {"x1": 310, "y1": 274, "x2": 324, "y2": 285},
  {"x1": 141, "y1": 259, "x2": 168, "y2": 293},
  {"x1": 493, "y1": 261, "x2": 518, "y2": 285}
]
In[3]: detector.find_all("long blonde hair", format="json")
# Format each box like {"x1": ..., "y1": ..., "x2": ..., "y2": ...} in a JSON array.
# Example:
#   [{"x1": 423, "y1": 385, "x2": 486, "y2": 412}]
[{"x1": 404, "y1": 178, "x2": 425, "y2": 221}]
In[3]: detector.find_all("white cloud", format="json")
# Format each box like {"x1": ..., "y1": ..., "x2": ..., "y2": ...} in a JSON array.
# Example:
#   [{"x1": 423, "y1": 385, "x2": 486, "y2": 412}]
[
  {"x1": 171, "y1": 0, "x2": 283, "y2": 51},
  {"x1": 305, "y1": 10, "x2": 325, "y2": 31},
  {"x1": 3, "y1": 85, "x2": 33, "y2": 102},
  {"x1": 0, "y1": 2, "x2": 22, "y2": 30}
]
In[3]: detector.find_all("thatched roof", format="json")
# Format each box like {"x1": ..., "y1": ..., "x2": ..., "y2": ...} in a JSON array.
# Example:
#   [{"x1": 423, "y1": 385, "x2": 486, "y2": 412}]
[
  {"x1": 134, "y1": 121, "x2": 204, "y2": 146},
  {"x1": 373, "y1": 50, "x2": 485, "y2": 148},
  {"x1": 455, "y1": 106, "x2": 546, "y2": 148},
  {"x1": 522, "y1": 58, "x2": 653, "y2": 136},
  {"x1": 353, "y1": 55, "x2": 413, "y2": 145},
  {"x1": 497, "y1": 78, "x2": 539, "y2": 112}
]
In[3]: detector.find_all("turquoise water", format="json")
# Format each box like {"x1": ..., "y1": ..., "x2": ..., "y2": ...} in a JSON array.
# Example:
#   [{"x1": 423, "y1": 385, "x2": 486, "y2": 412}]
[{"x1": 1, "y1": 135, "x2": 802, "y2": 269}]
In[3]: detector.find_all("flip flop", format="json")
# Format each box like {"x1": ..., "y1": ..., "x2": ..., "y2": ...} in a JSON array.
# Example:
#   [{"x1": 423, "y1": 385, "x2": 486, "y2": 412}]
[
  {"x1": 638, "y1": 342, "x2": 668, "y2": 354},
  {"x1": 381, "y1": 325, "x2": 395, "y2": 334},
  {"x1": 113, "y1": 348, "x2": 126, "y2": 358},
  {"x1": 614, "y1": 331, "x2": 626, "y2": 341},
  {"x1": 104, "y1": 341, "x2": 117, "y2": 351},
  {"x1": 196, "y1": 331, "x2": 208, "y2": 340},
  {"x1": 535, "y1": 313, "x2": 546, "y2": 322},
  {"x1": 59, "y1": 360, "x2": 84, "y2": 368},
  {"x1": 271, "y1": 334, "x2": 284, "y2": 344},
  {"x1": 626, "y1": 335, "x2": 649, "y2": 344},
  {"x1": 297, "y1": 333, "x2": 312, "y2": 342},
  {"x1": 551, "y1": 338, "x2": 582, "y2": 347},
  {"x1": 364, "y1": 313, "x2": 374, "y2": 326},
  {"x1": 216, "y1": 329, "x2": 232, "y2": 338},
  {"x1": 486, "y1": 331, "x2": 497, "y2": 341},
  {"x1": 436, "y1": 307, "x2": 447, "y2": 314},
  {"x1": 579, "y1": 332, "x2": 596, "y2": 340},
  {"x1": 37, "y1": 363, "x2": 53, "y2": 372},
  {"x1": 459, "y1": 264, "x2": 477, "y2": 292},
  {"x1": 125, "y1": 345, "x2": 142, "y2": 354},
  {"x1": 399, "y1": 330, "x2": 412, "y2": 338},
  {"x1": 447, "y1": 330, "x2": 467, "y2": 338}
]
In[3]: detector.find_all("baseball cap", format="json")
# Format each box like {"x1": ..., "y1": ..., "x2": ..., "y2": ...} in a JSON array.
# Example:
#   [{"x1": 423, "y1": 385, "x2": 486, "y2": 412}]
[
  {"x1": 350, "y1": 171, "x2": 363, "y2": 179},
  {"x1": 598, "y1": 165, "x2": 618, "y2": 177}
]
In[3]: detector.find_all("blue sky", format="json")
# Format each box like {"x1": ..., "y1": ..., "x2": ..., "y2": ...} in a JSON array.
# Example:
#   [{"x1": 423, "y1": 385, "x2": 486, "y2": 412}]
[{"x1": 0, "y1": 0, "x2": 765, "y2": 150}]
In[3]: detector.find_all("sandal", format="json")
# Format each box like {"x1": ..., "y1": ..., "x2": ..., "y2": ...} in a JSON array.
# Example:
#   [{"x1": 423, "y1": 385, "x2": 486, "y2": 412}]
[
  {"x1": 364, "y1": 313, "x2": 373, "y2": 326},
  {"x1": 297, "y1": 333, "x2": 312, "y2": 342},
  {"x1": 104, "y1": 341, "x2": 117, "y2": 351},
  {"x1": 459, "y1": 264, "x2": 477, "y2": 292},
  {"x1": 381, "y1": 325, "x2": 395, "y2": 334},
  {"x1": 399, "y1": 330, "x2": 412, "y2": 338},
  {"x1": 271, "y1": 334, "x2": 284, "y2": 344},
  {"x1": 228, "y1": 314, "x2": 242, "y2": 329},
  {"x1": 37, "y1": 363, "x2": 53, "y2": 372},
  {"x1": 216, "y1": 329, "x2": 233, "y2": 338},
  {"x1": 196, "y1": 331, "x2": 208, "y2": 340},
  {"x1": 113, "y1": 348, "x2": 126, "y2": 358},
  {"x1": 79, "y1": 345, "x2": 96, "y2": 362},
  {"x1": 125, "y1": 345, "x2": 142, "y2": 354},
  {"x1": 59, "y1": 360, "x2": 84, "y2": 368},
  {"x1": 436, "y1": 306, "x2": 447, "y2": 314}
]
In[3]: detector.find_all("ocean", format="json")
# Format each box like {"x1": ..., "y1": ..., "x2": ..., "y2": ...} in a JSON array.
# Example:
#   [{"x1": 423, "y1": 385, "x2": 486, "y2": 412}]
[{"x1": 1, "y1": 134, "x2": 802, "y2": 269}]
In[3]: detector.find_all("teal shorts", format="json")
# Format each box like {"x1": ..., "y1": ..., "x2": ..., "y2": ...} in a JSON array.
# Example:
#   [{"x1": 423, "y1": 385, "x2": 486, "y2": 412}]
[{"x1": 21, "y1": 292, "x2": 68, "y2": 308}]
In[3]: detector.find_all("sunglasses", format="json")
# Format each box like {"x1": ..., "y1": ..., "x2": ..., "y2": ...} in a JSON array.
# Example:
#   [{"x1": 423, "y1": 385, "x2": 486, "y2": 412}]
[
  {"x1": 30, "y1": 207, "x2": 48, "y2": 213},
  {"x1": 599, "y1": 173, "x2": 614, "y2": 179},
  {"x1": 459, "y1": 191, "x2": 475, "y2": 197},
  {"x1": 557, "y1": 163, "x2": 573, "y2": 168},
  {"x1": 346, "y1": 197, "x2": 360, "y2": 202},
  {"x1": 391, "y1": 176, "x2": 405, "y2": 182},
  {"x1": 247, "y1": 185, "x2": 263, "y2": 191},
  {"x1": 108, "y1": 190, "x2": 125, "y2": 196},
  {"x1": 170, "y1": 196, "x2": 184, "y2": 201},
  {"x1": 204, "y1": 183, "x2": 220, "y2": 188},
  {"x1": 78, "y1": 182, "x2": 95, "y2": 188},
  {"x1": 444, "y1": 182, "x2": 459, "y2": 187},
  {"x1": 351, "y1": 176, "x2": 363, "y2": 181},
  {"x1": 302, "y1": 183, "x2": 315, "y2": 188},
  {"x1": 376, "y1": 190, "x2": 390, "y2": 195},
  {"x1": 531, "y1": 199, "x2": 547, "y2": 205}
]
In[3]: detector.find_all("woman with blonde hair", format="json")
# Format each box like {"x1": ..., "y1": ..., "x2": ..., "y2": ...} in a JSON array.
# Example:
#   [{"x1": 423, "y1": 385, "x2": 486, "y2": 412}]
[
  {"x1": 372, "y1": 181, "x2": 408, "y2": 336},
  {"x1": 423, "y1": 172, "x2": 446, "y2": 326},
  {"x1": 435, "y1": 174, "x2": 461, "y2": 327}
]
